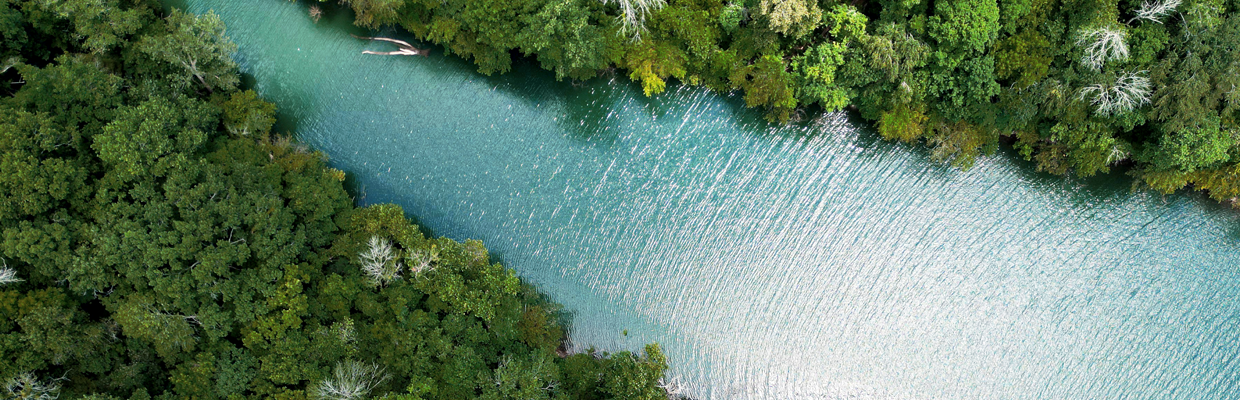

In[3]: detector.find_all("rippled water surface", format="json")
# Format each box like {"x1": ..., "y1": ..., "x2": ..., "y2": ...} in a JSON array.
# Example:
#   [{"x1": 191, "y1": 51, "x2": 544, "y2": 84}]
[{"x1": 181, "y1": 1, "x2": 1240, "y2": 398}]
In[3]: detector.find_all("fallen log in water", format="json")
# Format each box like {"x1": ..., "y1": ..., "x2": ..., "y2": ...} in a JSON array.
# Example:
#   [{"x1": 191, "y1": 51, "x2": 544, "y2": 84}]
[{"x1": 351, "y1": 34, "x2": 430, "y2": 56}]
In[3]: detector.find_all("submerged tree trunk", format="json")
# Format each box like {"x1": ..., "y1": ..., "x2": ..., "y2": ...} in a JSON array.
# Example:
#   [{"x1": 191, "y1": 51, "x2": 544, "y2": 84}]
[{"x1": 351, "y1": 34, "x2": 430, "y2": 56}]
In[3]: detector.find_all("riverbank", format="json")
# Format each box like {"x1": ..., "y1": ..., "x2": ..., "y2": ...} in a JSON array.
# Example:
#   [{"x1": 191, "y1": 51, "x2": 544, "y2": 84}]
[
  {"x1": 315, "y1": 0, "x2": 1239, "y2": 211},
  {"x1": 0, "y1": 1, "x2": 676, "y2": 398},
  {"x1": 166, "y1": 0, "x2": 1240, "y2": 398}
]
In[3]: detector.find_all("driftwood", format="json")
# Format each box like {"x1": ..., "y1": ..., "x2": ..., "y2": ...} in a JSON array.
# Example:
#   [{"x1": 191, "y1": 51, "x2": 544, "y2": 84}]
[{"x1": 351, "y1": 34, "x2": 430, "y2": 56}]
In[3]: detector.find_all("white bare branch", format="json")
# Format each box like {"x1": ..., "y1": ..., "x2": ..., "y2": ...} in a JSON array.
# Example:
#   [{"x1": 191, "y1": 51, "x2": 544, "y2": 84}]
[
  {"x1": 311, "y1": 360, "x2": 390, "y2": 400},
  {"x1": 0, "y1": 57, "x2": 19, "y2": 75},
  {"x1": 1078, "y1": 71, "x2": 1151, "y2": 115},
  {"x1": 3, "y1": 372, "x2": 61, "y2": 400},
  {"x1": 1106, "y1": 144, "x2": 1129, "y2": 164},
  {"x1": 0, "y1": 269, "x2": 20, "y2": 286},
  {"x1": 1130, "y1": 0, "x2": 1180, "y2": 23},
  {"x1": 657, "y1": 374, "x2": 684, "y2": 397},
  {"x1": 358, "y1": 236, "x2": 401, "y2": 286},
  {"x1": 1077, "y1": 27, "x2": 1129, "y2": 70},
  {"x1": 0, "y1": 259, "x2": 21, "y2": 286},
  {"x1": 601, "y1": 0, "x2": 666, "y2": 40},
  {"x1": 406, "y1": 246, "x2": 440, "y2": 276}
]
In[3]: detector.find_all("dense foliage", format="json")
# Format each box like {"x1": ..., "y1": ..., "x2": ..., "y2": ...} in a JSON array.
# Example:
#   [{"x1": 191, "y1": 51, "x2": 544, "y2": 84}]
[
  {"x1": 0, "y1": 1, "x2": 669, "y2": 399},
  {"x1": 328, "y1": 0, "x2": 1240, "y2": 202}
]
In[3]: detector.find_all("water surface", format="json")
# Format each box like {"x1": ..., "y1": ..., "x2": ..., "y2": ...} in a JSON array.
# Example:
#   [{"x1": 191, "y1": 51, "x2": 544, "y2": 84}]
[{"x1": 181, "y1": 1, "x2": 1240, "y2": 398}]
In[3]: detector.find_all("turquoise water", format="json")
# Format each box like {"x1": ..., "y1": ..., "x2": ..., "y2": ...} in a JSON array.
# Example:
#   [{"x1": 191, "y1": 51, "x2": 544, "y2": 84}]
[{"x1": 182, "y1": 1, "x2": 1240, "y2": 398}]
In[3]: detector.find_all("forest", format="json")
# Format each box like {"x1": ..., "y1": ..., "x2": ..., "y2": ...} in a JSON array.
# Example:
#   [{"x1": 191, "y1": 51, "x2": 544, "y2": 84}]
[
  {"x1": 329, "y1": 0, "x2": 1240, "y2": 203},
  {"x1": 0, "y1": 0, "x2": 672, "y2": 399}
]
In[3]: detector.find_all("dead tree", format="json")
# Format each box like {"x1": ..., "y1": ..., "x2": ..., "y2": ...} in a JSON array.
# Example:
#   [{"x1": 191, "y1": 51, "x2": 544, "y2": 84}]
[{"x1": 351, "y1": 34, "x2": 430, "y2": 56}]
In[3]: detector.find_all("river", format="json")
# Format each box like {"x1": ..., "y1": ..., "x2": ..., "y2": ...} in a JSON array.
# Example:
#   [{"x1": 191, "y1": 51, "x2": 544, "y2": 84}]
[{"x1": 179, "y1": 1, "x2": 1240, "y2": 398}]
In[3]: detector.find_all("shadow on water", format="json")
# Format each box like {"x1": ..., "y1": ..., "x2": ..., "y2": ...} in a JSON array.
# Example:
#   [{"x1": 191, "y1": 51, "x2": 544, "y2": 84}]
[
  {"x1": 272, "y1": 107, "x2": 301, "y2": 137},
  {"x1": 999, "y1": 145, "x2": 1134, "y2": 200},
  {"x1": 557, "y1": 77, "x2": 629, "y2": 147},
  {"x1": 162, "y1": 0, "x2": 188, "y2": 12},
  {"x1": 238, "y1": 71, "x2": 258, "y2": 91},
  {"x1": 1217, "y1": 205, "x2": 1240, "y2": 241},
  {"x1": 467, "y1": 57, "x2": 636, "y2": 148},
  {"x1": 801, "y1": 105, "x2": 1145, "y2": 207},
  {"x1": 342, "y1": 169, "x2": 445, "y2": 239},
  {"x1": 238, "y1": 68, "x2": 305, "y2": 136}
]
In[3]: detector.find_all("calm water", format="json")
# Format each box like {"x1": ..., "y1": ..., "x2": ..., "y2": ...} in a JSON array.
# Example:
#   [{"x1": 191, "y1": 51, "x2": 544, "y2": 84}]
[{"x1": 181, "y1": 1, "x2": 1240, "y2": 398}]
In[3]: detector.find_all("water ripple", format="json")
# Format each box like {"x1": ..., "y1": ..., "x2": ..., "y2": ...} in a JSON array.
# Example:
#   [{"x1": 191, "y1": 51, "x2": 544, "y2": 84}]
[{"x1": 186, "y1": 0, "x2": 1240, "y2": 398}]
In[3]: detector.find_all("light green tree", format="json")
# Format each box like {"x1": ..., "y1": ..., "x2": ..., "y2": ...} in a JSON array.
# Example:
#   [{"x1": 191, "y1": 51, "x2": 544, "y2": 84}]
[{"x1": 138, "y1": 10, "x2": 239, "y2": 92}]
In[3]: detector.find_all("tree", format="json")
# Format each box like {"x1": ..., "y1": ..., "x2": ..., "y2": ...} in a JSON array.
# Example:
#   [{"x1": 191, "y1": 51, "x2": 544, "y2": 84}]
[
  {"x1": 790, "y1": 5, "x2": 865, "y2": 112},
  {"x1": 1145, "y1": 116, "x2": 1233, "y2": 172},
  {"x1": 928, "y1": 0, "x2": 1000, "y2": 57},
  {"x1": 339, "y1": 0, "x2": 407, "y2": 29},
  {"x1": 0, "y1": 1, "x2": 26, "y2": 58},
  {"x1": 620, "y1": 38, "x2": 687, "y2": 96},
  {"x1": 994, "y1": 30, "x2": 1052, "y2": 89},
  {"x1": 138, "y1": 10, "x2": 239, "y2": 92},
  {"x1": 479, "y1": 354, "x2": 560, "y2": 400},
  {"x1": 1, "y1": 3, "x2": 680, "y2": 399},
  {"x1": 32, "y1": 0, "x2": 147, "y2": 54},
  {"x1": 92, "y1": 96, "x2": 216, "y2": 179},
  {"x1": 792, "y1": 42, "x2": 848, "y2": 111},
  {"x1": 927, "y1": 119, "x2": 996, "y2": 169},
  {"x1": 10, "y1": 55, "x2": 124, "y2": 133},
  {"x1": 219, "y1": 90, "x2": 276, "y2": 136},
  {"x1": 1047, "y1": 120, "x2": 1123, "y2": 177},
  {"x1": 600, "y1": 344, "x2": 668, "y2": 400},
  {"x1": 837, "y1": 23, "x2": 929, "y2": 120},
  {"x1": 878, "y1": 103, "x2": 928, "y2": 142},
  {"x1": 520, "y1": 0, "x2": 612, "y2": 81},
  {"x1": 0, "y1": 107, "x2": 90, "y2": 220},
  {"x1": 0, "y1": 106, "x2": 91, "y2": 282},
  {"x1": 718, "y1": 3, "x2": 745, "y2": 33},
  {"x1": 733, "y1": 54, "x2": 797, "y2": 122},
  {"x1": 112, "y1": 294, "x2": 200, "y2": 359},
  {"x1": 924, "y1": 0, "x2": 1000, "y2": 123},
  {"x1": 757, "y1": 0, "x2": 820, "y2": 38}
]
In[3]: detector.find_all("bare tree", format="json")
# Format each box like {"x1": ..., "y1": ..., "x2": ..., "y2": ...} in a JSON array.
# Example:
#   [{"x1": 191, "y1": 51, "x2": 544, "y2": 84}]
[
  {"x1": 406, "y1": 246, "x2": 439, "y2": 276},
  {"x1": 0, "y1": 259, "x2": 20, "y2": 286},
  {"x1": 358, "y1": 236, "x2": 402, "y2": 286},
  {"x1": 309, "y1": 5, "x2": 323, "y2": 23},
  {"x1": 657, "y1": 374, "x2": 684, "y2": 398},
  {"x1": 601, "y1": 0, "x2": 666, "y2": 40},
  {"x1": 1078, "y1": 71, "x2": 1151, "y2": 115},
  {"x1": 1106, "y1": 143, "x2": 1133, "y2": 165},
  {"x1": 1130, "y1": 0, "x2": 1181, "y2": 23},
  {"x1": 3, "y1": 372, "x2": 61, "y2": 400},
  {"x1": 311, "y1": 360, "x2": 390, "y2": 400},
  {"x1": 1077, "y1": 27, "x2": 1128, "y2": 70},
  {"x1": 0, "y1": 57, "x2": 19, "y2": 75}
]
